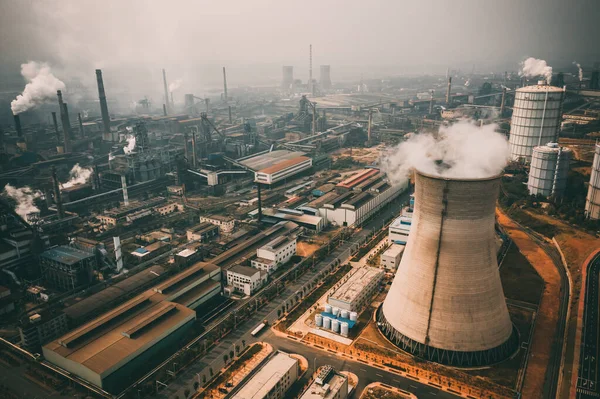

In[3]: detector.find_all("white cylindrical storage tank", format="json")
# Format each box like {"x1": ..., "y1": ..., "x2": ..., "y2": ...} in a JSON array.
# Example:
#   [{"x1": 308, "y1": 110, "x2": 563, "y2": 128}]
[
  {"x1": 331, "y1": 319, "x2": 340, "y2": 333},
  {"x1": 340, "y1": 310, "x2": 349, "y2": 319},
  {"x1": 341, "y1": 322, "x2": 349, "y2": 337},
  {"x1": 324, "y1": 304, "x2": 332, "y2": 314},
  {"x1": 527, "y1": 143, "x2": 571, "y2": 198},
  {"x1": 379, "y1": 170, "x2": 517, "y2": 367},
  {"x1": 332, "y1": 307, "x2": 339, "y2": 317},
  {"x1": 586, "y1": 144, "x2": 600, "y2": 219},
  {"x1": 323, "y1": 317, "x2": 331, "y2": 330},
  {"x1": 315, "y1": 314, "x2": 323, "y2": 327},
  {"x1": 508, "y1": 83, "x2": 565, "y2": 162},
  {"x1": 350, "y1": 312, "x2": 358, "y2": 322}
]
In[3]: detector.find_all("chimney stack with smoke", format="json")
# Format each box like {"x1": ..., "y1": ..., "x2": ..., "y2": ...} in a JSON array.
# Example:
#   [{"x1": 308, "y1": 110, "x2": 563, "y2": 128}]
[
  {"x1": 445, "y1": 77, "x2": 452, "y2": 105},
  {"x1": 223, "y1": 67, "x2": 228, "y2": 102},
  {"x1": 57, "y1": 90, "x2": 70, "y2": 152},
  {"x1": 95, "y1": 69, "x2": 111, "y2": 139},
  {"x1": 51, "y1": 166, "x2": 65, "y2": 219},
  {"x1": 13, "y1": 114, "x2": 23, "y2": 137},
  {"x1": 51, "y1": 112, "x2": 60, "y2": 141},
  {"x1": 162, "y1": 69, "x2": 170, "y2": 115}
]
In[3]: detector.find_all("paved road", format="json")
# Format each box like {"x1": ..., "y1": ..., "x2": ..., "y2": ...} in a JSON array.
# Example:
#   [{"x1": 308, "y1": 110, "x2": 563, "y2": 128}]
[
  {"x1": 576, "y1": 253, "x2": 600, "y2": 398},
  {"x1": 155, "y1": 192, "x2": 413, "y2": 399}
]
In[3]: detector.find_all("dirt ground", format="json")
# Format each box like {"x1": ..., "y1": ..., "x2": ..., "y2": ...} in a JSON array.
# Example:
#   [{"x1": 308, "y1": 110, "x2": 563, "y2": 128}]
[
  {"x1": 496, "y1": 209, "x2": 561, "y2": 399},
  {"x1": 331, "y1": 146, "x2": 384, "y2": 164}
]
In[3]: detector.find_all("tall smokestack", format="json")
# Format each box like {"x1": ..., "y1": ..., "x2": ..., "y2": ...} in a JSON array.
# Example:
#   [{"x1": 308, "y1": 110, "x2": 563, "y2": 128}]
[
  {"x1": 13, "y1": 114, "x2": 23, "y2": 137},
  {"x1": 500, "y1": 87, "x2": 506, "y2": 117},
  {"x1": 121, "y1": 175, "x2": 129, "y2": 206},
  {"x1": 63, "y1": 102, "x2": 72, "y2": 141},
  {"x1": 190, "y1": 128, "x2": 198, "y2": 168},
  {"x1": 57, "y1": 90, "x2": 70, "y2": 153},
  {"x1": 228, "y1": 105, "x2": 233, "y2": 124},
  {"x1": 309, "y1": 44, "x2": 313, "y2": 95},
  {"x1": 163, "y1": 104, "x2": 167, "y2": 116},
  {"x1": 445, "y1": 77, "x2": 452, "y2": 105},
  {"x1": 222, "y1": 67, "x2": 228, "y2": 102},
  {"x1": 78, "y1": 113, "x2": 84, "y2": 138},
  {"x1": 95, "y1": 69, "x2": 111, "y2": 137},
  {"x1": 162, "y1": 69, "x2": 170, "y2": 115},
  {"x1": 51, "y1": 112, "x2": 60, "y2": 142},
  {"x1": 367, "y1": 109, "x2": 373, "y2": 142},
  {"x1": 183, "y1": 130, "x2": 189, "y2": 162},
  {"x1": 113, "y1": 237, "x2": 123, "y2": 273},
  {"x1": 257, "y1": 183, "x2": 262, "y2": 222},
  {"x1": 51, "y1": 166, "x2": 65, "y2": 219}
]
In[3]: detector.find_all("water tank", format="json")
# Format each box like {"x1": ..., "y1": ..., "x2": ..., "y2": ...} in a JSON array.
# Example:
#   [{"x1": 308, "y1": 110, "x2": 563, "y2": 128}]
[
  {"x1": 324, "y1": 304, "x2": 332, "y2": 314},
  {"x1": 315, "y1": 314, "x2": 323, "y2": 327},
  {"x1": 379, "y1": 170, "x2": 517, "y2": 367},
  {"x1": 332, "y1": 307, "x2": 339, "y2": 317},
  {"x1": 586, "y1": 144, "x2": 600, "y2": 219},
  {"x1": 527, "y1": 143, "x2": 571, "y2": 198},
  {"x1": 331, "y1": 319, "x2": 340, "y2": 333},
  {"x1": 349, "y1": 312, "x2": 358, "y2": 322},
  {"x1": 323, "y1": 317, "x2": 331, "y2": 330},
  {"x1": 508, "y1": 83, "x2": 565, "y2": 162},
  {"x1": 340, "y1": 310, "x2": 349, "y2": 319},
  {"x1": 340, "y1": 322, "x2": 349, "y2": 337}
]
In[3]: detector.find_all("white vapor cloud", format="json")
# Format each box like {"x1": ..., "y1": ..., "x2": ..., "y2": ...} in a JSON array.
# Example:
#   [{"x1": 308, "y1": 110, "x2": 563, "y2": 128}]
[
  {"x1": 10, "y1": 61, "x2": 66, "y2": 114},
  {"x1": 3, "y1": 184, "x2": 42, "y2": 217},
  {"x1": 123, "y1": 135, "x2": 136, "y2": 154},
  {"x1": 61, "y1": 164, "x2": 93, "y2": 189},
  {"x1": 573, "y1": 61, "x2": 583, "y2": 81},
  {"x1": 169, "y1": 79, "x2": 183, "y2": 92},
  {"x1": 519, "y1": 57, "x2": 553, "y2": 84}
]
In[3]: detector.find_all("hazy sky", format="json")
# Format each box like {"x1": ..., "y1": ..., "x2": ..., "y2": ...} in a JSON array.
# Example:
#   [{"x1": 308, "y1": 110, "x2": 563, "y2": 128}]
[{"x1": 1, "y1": 0, "x2": 599, "y2": 97}]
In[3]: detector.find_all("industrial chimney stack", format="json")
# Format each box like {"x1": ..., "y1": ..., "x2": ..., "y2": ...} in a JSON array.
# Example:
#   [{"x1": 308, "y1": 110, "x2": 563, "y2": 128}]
[
  {"x1": 445, "y1": 77, "x2": 452, "y2": 105},
  {"x1": 223, "y1": 67, "x2": 228, "y2": 102},
  {"x1": 13, "y1": 114, "x2": 23, "y2": 137},
  {"x1": 96, "y1": 69, "x2": 111, "y2": 139},
  {"x1": 162, "y1": 69, "x2": 170, "y2": 115},
  {"x1": 57, "y1": 90, "x2": 71, "y2": 153},
  {"x1": 51, "y1": 166, "x2": 65, "y2": 219},
  {"x1": 378, "y1": 170, "x2": 518, "y2": 367}
]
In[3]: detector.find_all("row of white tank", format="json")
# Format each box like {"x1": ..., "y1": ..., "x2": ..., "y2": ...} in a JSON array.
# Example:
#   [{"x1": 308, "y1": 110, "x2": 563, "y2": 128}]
[
  {"x1": 316, "y1": 314, "x2": 350, "y2": 337},
  {"x1": 324, "y1": 304, "x2": 358, "y2": 321}
]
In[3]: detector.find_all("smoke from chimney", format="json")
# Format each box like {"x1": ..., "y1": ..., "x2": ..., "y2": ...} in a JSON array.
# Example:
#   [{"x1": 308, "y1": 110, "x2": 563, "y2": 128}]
[
  {"x1": 11, "y1": 62, "x2": 66, "y2": 115},
  {"x1": 381, "y1": 120, "x2": 510, "y2": 186},
  {"x1": 520, "y1": 57, "x2": 553, "y2": 84},
  {"x1": 13, "y1": 114, "x2": 23, "y2": 137},
  {"x1": 61, "y1": 164, "x2": 93, "y2": 189},
  {"x1": 3, "y1": 184, "x2": 41, "y2": 217},
  {"x1": 168, "y1": 79, "x2": 182, "y2": 93},
  {"x1": 573, "y1": 61, "x2": 583, "y2": 82},
  {"x1": 123, "y1": 135, "x2": 136, "y2": 154}
]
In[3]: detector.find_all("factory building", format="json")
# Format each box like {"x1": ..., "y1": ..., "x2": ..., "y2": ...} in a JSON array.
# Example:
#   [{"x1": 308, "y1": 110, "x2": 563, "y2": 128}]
[
  {"x1": 267, "y1": 209, "x2": 325, "y2": 233},
  {"x1": 388, "y1": 216, "x2": 412, "y2": 245},
  {"x1": 527, "y1": 143, "x2": 571, "y2": 198},
  {"x1": 199, "y1": 215, "x2": 236, "y2": 234},
  {"x1": 97, "y1": 197, "x2": 167, "y2": 227},
  {"x1": 508, "y1": 82, "x2": 565, "y2": 162},
  {"x1": 40, "y1": 246, "x2": 97, "y2": 291},
  {"x1": 232, "y1": 351, "x2": 299, "y2": 399},
  {"x1": 586, "y1": 143, "x2": 600, "y2": 219},
  {"x1": 154, "y1": 202, "x2": 184, "y2": 216},
  {"x1": 328, "y1": 266, "x2": 383, "y2": 312},
  {"x1": 19, "y1": 310, "x2": 69, "y2": 352},
  {"x1": 379, "y1": 170, "x2": 518, "y2": 367},
  {"x1": 300, "y1": 365, "x2": 348, "y2": 399},
  {"x1": 239, "y1": 150, "x2": 312, "y2": 186},
  {"x1": 130, "y1": 241, "x2": 170, "y2": 263},
  {"x1": 252, "y1": 235, "x2": 297, "y2": 274},
  {"x1": 318, "y1": 169, "x2": 407, "y2": 227},
  {"x1": 380, "y1": 244, "x2": 404, "y2": 270},
  {"x1": 226, "y1": 265, "x2": 268, "y2": 296},
  {"x1": 43, "y1": 261, "x2": 220, "y2": 393},
  {"x1": 0, "y1": 286, "x2": 14, "y2": 315},
  {"x1": 186, "y1": 222, "x2": 219, "y2": 242}
]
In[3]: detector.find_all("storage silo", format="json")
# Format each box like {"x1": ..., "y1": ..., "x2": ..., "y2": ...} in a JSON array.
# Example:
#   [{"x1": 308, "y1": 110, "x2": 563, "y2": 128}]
[
  {"x1": 586, "y1": 144, "x2": 600, "y2": 219},
  {"x1": 331, "y1": 319, "x2": 340, "y2": 333},
  {"x1": 323, "y1": 317, "x2": 331, "y2": 330},
  {"x1": 332, "y1": 307, "x2": 339, "y2": 317},
  {"x1": 508, "y1": 81, "x2": 565, "y2": 162},
  {"x1": 340, "y1": 322, "x2": 349, "y2": 337},
  {"x1": 527, "y1": 143, "x2": 571, "y2": 198},
  {"x1": 378, "y1": 170, "x2": 518, "y2": 367},
  {"x1": 340, "y1": 310, "x2": 349, "y2": 319},
  {"x1": 349, "y1": 312, "x2": 358, "y2": 322},
  {"x1": 324, "y1": 304, "x2": 332, "y2": 314},
  {"x1": 315, "y1": 314, "x2": 323, "y2": 327}
]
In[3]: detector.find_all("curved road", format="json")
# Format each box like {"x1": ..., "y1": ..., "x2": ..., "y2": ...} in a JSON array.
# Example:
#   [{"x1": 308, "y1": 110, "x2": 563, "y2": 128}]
[{"x1": 576, "y1": 253, "x2": 600, "y2": 398}]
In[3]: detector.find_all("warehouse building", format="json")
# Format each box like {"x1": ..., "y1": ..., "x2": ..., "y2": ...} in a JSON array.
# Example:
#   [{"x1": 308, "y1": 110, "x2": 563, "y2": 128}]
[
  {"x1": 232, "y1": 351, "x2": 299, "y2": 399},
  {"x1": 300, "y1": 365, "x2": 348, "y2": 399},
  {"x1": 252, "y1": 235, "x2": 297, "y2": 274},
  {"x1": 186, "y1": 222, "x2": 219, "y2": 242},
  {"x1": 40, "y1": 246, "x2": 97, "y2": 291},
  {"x1": 267, "y1": 209, "x2": 325, "y2": 233},
  {"x1": 199, "y1": 215, "x2": 236, "y2": 233},
  {"x1": 19, "y1": 309, "x2": 69, "y2": 352},
  {"x1": 226, "y1": 265, "x2": 268, "y2": 296},
  {"x1": 239, "y1": 149, "x2": 312, "y2": 186},
  {"x1": 318, "y1": 169, "x2": 407, "y2": 227},
  {"x1": 328, "y1": 266, "x2": 383, "y2": 312},
  {"x1": 98, "y1": 197, "x2": 167, "y2": 226},
  {"x1": 380, "y1": 244, "x2": 404, "y2": 270}
]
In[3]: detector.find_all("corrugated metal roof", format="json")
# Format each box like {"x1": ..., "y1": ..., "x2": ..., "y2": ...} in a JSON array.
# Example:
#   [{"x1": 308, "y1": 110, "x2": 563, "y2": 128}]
[
  {"x1": 259, "y1": 156, "x2": 311, "y2": 175},
  {"x1": 41, "y1": 246, "x2": 94, "y2": 266}
]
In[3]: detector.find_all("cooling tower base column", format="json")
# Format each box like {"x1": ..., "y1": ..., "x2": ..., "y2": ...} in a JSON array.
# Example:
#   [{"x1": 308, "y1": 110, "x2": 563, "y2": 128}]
[{"x1": 376, "y1": 307, "x2": 519, "y2": 367}]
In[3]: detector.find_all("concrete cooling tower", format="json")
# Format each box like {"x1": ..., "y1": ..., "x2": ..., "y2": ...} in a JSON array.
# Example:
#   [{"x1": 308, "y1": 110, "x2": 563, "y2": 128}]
[{"x1": 378, "y1": 170, "x2": 518, "y2": 367}]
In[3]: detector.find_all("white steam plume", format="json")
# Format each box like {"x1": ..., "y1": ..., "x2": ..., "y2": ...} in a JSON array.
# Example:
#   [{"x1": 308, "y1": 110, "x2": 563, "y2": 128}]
[
  {"x1": 10, "y1": 62, "x2": 66, "y2": 114},
  {"x1": 3, "y1": 184, "x2": 42, "y2": 217},
  {"x1": 169, "y1": 79, "x2": 183, "y2": 92},
  {"x1": 573, "y1": 61, "x2": 583, "y2": 81},
  {"x1": 61, "y1": 164, "x2": 93, "y2": 189},
  {"x1": 381, "y1": 120, "x2": 510, "y2": 185},
  {"x1": 123, "y1": 135, "x2": 136, "y2": 154},
  {"x1": 519, "y1": 57, "x2": 553, "y2": 84}
]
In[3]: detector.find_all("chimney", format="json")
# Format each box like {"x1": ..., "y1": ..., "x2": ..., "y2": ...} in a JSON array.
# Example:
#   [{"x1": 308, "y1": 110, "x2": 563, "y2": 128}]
[
  {"x1": 121, "y1": 175, "x2": 129, "y2": 206},
  {"x1": 57, "y1": 90, "x2": 70, "y2": 153},
  {"x1": 500, "y1": 87, "x2": 506, "y2": 117},
  {"x1": 223, "y1": 67, "x2": 228, "y2": 102},
  {"x1": 183, "y1": 130, "x2": 189, "y2": 162},
  {"x1": 257, "y1": 182, "x2": 263, "y2": 222},
  {"x1": 51, "y1": 166, "x2": 65, "y2": 219},
  {"x1": 162, "y1": 69, "x2": 170, "y2": 115},
  {"x1": 428, "y1": 90, "x2": 434, "y2": 114},
  {"x1": 163, "y1": 104, "x2": 167, "y2": 116},
  {"x1": 170, "y1": 92, "x2": 174, "y2": 110},
  {"x1": 51, "y1": 112, "x2": 60, "y2": 142},
  {"x1": 13, "y1": 114, "x2": 23, "y2": 137},
  {"x1": 367, "y1": 109, "x2": 373, "y2": 142},
  {"x1": 78, "y1": 113, "x2": 85, "y2": 138},
  {"x1": 190, "y1": 128, "x2": 198, "y2": 168},
  {"x1": 95, "y1": 69, "x2": 111, "y2": 137},
  {"x1": 445, "y1": 77, "x2": 452, "y2": 105},
  {"x1": 113, "y1": 237, "x2": 123, "y2": 273},
  {"x1": 228, "y1": 105, "x2": 233, "y2": 124},
  {"x1": 63, "y1": 103, "x2": 72, "y2": 147}
]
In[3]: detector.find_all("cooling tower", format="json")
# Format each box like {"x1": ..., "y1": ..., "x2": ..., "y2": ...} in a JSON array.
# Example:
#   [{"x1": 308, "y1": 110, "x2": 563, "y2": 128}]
[{"x1": 378, "y1": 170, "x2": 518, "y2": 367}]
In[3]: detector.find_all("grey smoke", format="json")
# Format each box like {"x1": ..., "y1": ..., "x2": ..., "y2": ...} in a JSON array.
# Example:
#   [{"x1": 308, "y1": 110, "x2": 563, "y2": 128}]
[
  {"x1": 123, "y1": 135, "x2": 136, "y2": 154},
  {"x1": 3, "y1": 184, "x2": 42, "y2": 217},
  {"x1": 381, "y1": 120, "x2": 510, "y2": 185},
  {"x1": 169, "y1": 79, "x2": 183, "y2": 93},
  {"x1": 519, "y1": 57, "x2": 553, "y2": 84},
  {"x1": 61, "y1": 164, "x2": 93, "y2": 189},
  {"x1": 10, "y1": 61, "x2": 66, "y2": 114},
  {"x1": 573, "y1": 61, "x2": 583, "y2": 81}
]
